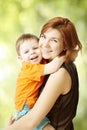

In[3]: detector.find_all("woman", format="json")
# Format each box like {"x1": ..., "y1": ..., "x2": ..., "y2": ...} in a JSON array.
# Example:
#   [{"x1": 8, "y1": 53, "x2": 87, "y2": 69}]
[{"x1": 5, "y1": 17, "x2": 82, "y2": 130}]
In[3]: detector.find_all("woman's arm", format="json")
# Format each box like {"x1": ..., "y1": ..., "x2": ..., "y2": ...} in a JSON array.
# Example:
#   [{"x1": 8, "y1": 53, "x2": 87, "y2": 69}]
[{"x1": 5, "y1": 67, "x2": 71, "y2": 130}]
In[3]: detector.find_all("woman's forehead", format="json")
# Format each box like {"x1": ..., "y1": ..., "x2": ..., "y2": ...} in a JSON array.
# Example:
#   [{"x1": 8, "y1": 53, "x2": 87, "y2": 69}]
[{"x1": 44, "y1": 28, "x2": 61, "y2": 39}]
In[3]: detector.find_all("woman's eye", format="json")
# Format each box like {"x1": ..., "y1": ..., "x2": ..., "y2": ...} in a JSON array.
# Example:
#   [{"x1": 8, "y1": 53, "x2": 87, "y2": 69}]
[
  {"x1": 54, "y1": 40, "x2": 57, "y2": 43},
  {"x1": 40, "y1": 35, "x2": 46, "y2": 39},
  {"x1": 51, "y1": 39, "x2": 58, "y2": 43}
]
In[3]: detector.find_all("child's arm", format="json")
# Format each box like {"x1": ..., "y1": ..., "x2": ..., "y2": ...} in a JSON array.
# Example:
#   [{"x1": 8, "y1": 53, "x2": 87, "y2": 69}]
[{"x1": 43, "y1": 56, "x2": 65, "y2": 75}]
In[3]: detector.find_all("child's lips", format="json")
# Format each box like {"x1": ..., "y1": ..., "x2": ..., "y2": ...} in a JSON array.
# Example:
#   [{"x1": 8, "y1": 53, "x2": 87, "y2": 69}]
[{"x1": 30, "y1": 56, "x2": 38, "y2": 60}]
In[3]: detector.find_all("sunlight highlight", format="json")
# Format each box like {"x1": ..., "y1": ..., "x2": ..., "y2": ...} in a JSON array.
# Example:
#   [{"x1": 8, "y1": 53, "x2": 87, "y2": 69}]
[{"x1": 0, "y1": 44, "x2": 7, "y2": 59}]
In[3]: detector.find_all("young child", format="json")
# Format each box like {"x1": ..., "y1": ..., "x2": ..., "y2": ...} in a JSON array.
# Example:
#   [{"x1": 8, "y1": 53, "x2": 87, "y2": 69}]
[{"x1": 14, "y1": 33, "x2": 65, "y2": 130}]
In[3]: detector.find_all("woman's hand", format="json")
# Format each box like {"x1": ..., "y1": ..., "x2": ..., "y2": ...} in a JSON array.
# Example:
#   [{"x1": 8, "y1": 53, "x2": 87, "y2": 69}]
[{"x1": 4, "y1": 116, "x2": 15, "y2": 130}]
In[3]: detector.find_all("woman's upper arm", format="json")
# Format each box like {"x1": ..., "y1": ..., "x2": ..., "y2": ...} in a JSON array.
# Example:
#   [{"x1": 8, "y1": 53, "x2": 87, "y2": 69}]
[{"x1": 28, "y1": 67, "x2": 71, "y2": 127}]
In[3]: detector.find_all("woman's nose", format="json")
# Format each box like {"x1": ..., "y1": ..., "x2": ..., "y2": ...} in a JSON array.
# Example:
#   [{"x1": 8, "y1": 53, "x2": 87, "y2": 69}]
[{"x1": 43, "y1": 39, "x2": 50, "y2": 47}]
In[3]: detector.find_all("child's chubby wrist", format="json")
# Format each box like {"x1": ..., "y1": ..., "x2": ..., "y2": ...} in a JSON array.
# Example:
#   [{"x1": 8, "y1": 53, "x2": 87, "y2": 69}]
[{"x1": 54, "y1": 56, "x2": 65, "y2": 62}]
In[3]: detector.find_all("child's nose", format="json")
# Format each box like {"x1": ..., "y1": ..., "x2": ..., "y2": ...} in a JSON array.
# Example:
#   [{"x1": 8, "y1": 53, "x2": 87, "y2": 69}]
[{"x1": 30, "y1": 50, "x2": 35, "y2": 55}]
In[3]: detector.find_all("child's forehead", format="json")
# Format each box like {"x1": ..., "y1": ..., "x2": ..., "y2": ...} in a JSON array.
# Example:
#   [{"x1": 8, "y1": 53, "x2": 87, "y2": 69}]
[
  {"x1": 29, "y1": 39, "x2": 38, "y2": 43},
  {"x1": 21, "y1": 39, "x2": 39, "y2": 47}
]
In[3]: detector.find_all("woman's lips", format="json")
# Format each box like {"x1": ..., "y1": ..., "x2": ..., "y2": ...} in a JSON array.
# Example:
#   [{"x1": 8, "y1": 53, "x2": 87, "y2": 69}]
[{"x1": 42, "y1": 49, "x2": 52, "y2": 53}]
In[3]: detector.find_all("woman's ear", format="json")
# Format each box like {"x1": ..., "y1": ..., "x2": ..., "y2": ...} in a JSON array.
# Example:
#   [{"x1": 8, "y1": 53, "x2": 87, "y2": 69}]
[{"x1": 59, "y1": 49, "x2": 67, "y2": 56}]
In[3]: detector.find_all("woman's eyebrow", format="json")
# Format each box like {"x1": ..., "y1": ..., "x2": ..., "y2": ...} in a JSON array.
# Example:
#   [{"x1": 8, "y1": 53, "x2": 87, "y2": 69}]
[{"x1": 52, "y1": 37, "x2": 58, "y2": 39}]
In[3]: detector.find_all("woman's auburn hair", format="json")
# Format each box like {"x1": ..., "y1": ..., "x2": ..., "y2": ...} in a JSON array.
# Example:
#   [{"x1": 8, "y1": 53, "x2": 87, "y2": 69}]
[{"x1": 40, "y1": 17, "x2": 82, "y2": 62}]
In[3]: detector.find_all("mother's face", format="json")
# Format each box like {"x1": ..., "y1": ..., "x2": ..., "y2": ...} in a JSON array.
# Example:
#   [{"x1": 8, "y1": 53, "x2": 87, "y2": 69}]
[{"x1": 39, "y1": 28, "x2": 64, "y2": 61}]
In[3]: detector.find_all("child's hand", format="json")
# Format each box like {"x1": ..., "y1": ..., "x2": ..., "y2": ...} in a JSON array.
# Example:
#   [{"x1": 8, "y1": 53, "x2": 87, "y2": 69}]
[
  {"x1": 6, "y1": 116, "x2": 15, "y2": 125},
  {"x1": 56, "y1": 55, "x2": 66, "y2": 63}
]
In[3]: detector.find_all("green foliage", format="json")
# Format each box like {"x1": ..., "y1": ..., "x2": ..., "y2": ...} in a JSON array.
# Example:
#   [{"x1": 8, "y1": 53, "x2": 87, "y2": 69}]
[{"x1": 0, "y1": 0, "x2": 87, "y2": 129}]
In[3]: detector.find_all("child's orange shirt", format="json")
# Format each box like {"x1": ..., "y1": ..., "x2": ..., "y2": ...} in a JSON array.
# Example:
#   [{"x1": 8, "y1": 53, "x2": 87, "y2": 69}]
[{"x1": 15, "y1": 62, "x2": 45, "y2": 110}]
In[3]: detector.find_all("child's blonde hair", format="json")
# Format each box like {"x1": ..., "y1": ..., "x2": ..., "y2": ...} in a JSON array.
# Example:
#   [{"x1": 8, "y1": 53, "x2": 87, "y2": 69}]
[{"x1": 16, "y1": 33, "x2": 39, "y2": 56}]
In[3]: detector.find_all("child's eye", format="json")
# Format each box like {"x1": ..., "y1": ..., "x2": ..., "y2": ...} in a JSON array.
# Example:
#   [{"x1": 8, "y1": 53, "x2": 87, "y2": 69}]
[
  {"x1": 33, "y1": 47, "x2": 39, "y2": 50},
  {"x1": 24, "y1": 50, "x2": 29, "y2": 54}
]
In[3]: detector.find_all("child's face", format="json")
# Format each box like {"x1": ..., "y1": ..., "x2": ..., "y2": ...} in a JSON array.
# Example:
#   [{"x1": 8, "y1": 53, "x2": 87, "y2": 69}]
[{"x1": 19, "y1": 39, "x2": 42, "y2": 64}]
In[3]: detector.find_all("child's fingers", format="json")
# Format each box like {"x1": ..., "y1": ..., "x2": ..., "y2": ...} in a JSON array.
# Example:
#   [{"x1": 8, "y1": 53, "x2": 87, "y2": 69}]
[{"x1": 7, "y1": 116, "x2": 15, "y2": 125}]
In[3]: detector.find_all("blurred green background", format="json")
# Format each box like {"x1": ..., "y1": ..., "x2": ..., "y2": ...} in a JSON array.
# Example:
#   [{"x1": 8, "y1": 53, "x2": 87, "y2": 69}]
[{"x1": 0, "y1": 0, "x2": 87, "y2": 129}]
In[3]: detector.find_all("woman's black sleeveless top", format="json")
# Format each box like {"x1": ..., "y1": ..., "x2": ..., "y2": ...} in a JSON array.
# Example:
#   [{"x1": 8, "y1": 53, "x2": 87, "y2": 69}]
[{"x1": 40, "y1": 62, "x2": 79, "y2": 130}]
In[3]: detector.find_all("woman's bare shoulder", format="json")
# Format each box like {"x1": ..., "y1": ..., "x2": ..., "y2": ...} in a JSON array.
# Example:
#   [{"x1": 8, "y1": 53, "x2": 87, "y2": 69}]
[{"x1": 49, "y1": 67, "x2": 72, "y2": 95}]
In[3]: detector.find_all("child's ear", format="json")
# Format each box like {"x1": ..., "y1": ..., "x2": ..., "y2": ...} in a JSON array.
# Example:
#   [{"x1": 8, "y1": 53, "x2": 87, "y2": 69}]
[{"x1": 18, "y1": 56, "x2": 22, "y2": 62}]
